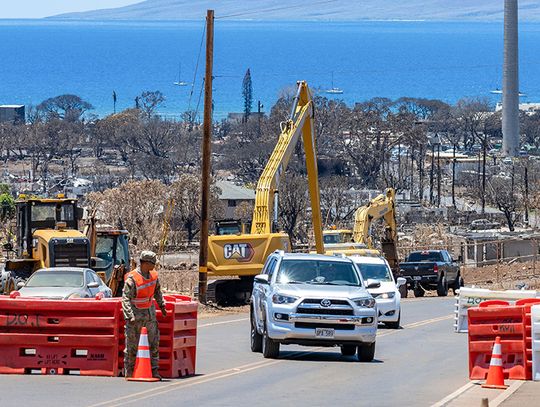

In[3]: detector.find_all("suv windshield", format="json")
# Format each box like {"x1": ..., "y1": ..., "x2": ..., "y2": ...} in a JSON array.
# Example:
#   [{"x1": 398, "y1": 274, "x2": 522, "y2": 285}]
[
  {"x1": 276, "y1": 259, "x2": 361, "y2": 286},
  {"x1": 26, "y1": 271, "x2": 84, "y2": 287},
  {"x1": 356, "y1": 263, "x2": 393, "y2": 282},
  {"x1": 407, "y1": 252, "x2": 443, "y2": 262}
]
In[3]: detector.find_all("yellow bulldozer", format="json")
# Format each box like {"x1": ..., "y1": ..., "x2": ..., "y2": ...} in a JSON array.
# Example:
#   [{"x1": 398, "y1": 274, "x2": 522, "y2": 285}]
[
  {"x1": 0, "y1": 195, "x2": 91, "y2": 293},
  {"x1": 0, "y1": 195, "x2": 131, "y2": 296},
  {"x1": 206, "y1": 81, "x2": 325, "y2": 304}
]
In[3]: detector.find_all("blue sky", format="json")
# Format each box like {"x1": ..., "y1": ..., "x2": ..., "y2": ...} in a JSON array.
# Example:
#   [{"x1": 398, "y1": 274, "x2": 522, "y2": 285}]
[{"x1": 1, "y1": 0, "x2": 139, "y2": 18}]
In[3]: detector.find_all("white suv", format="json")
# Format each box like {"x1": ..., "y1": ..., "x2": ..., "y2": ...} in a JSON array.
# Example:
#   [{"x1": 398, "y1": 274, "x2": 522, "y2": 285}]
[
  {"x1": 250, "y1": 252, "x2": 378, "y2": 361},
  {"x1": 350, "y1": 255, "x2": 406, "y2": 329}
]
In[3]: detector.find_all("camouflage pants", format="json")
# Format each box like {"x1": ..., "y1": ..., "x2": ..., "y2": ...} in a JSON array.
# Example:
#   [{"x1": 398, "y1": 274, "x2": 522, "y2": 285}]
[{"x1": 124, "y1": 318, "x2": 160, "y2": 376}]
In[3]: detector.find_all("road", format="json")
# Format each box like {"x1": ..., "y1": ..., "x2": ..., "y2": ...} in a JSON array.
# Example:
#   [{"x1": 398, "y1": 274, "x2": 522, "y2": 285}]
[{"x1": 0, "y1": 296, "x2": 467, "y2": 407}]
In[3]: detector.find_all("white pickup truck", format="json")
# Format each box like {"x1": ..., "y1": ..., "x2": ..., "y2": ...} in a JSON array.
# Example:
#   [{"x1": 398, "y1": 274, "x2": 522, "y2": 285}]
[{"x1": 250, "y1": 251, "x2": 378, "y2": 361}]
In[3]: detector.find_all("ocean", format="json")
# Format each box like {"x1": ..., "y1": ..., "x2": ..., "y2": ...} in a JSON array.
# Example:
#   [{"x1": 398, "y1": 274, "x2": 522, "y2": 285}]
[{"x1": 0, "y1": 19, "x2": 540, "y2": 120}]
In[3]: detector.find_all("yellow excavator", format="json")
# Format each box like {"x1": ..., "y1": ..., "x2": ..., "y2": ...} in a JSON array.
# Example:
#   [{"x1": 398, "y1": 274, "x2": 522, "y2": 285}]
[
  {"x1": 206, "y1": 81, "x2": 324, "y2": 303},
  {"x1": 322, "y1": 188, "x2": 400, "y2": 277}
]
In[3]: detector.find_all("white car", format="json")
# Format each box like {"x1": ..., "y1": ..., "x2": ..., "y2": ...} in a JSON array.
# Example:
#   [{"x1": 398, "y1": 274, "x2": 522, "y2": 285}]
[
  {"x1": 251, "y1": 251, "x2": 378, "y2": 361},
  {"x1": 350, "y1": 256, "x2": 405, "y2": 329}
]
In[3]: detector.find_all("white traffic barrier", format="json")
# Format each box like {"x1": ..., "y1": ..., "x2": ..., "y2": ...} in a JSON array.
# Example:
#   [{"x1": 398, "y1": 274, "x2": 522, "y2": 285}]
[
  {"x1": 454, "y1": 287, "x2": 539, "y2": 333},
  {"x1": 533, "y1": 305, "x2": 540, "y2": 381}
]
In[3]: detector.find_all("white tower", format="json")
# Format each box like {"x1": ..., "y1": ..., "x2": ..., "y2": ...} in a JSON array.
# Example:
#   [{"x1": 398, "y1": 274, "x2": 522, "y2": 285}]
[{"x1": 502, "y1": 0, "x2": 520, "y2": 157}]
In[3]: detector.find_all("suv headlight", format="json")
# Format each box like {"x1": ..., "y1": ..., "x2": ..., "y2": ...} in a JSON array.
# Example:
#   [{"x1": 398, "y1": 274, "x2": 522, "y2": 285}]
[
  {"x1": 375, "y1": 292, "x2": 395, "y2": 300},
  {"x1": 272, "y1": 294, "x2": 298, "y2": 304},
  {"x1": 353, "y1": 297, "x2": 376, "y2": 308}
]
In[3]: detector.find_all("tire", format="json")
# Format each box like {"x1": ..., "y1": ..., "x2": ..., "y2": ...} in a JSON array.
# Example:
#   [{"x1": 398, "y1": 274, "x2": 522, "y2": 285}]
[
  {"x1": 262, "y1": 322, "x2": 280, "y2": 359},
  {"x1": 413, "y1": 284, "x2": 425, "y2": 298},
  {"x1": 385, "y1": 311, "x2": 400, "y2": 329},
  {"x1": 399, "y1": 284, "x2": 408, "y2": 298},
  {"x1": 357, "y1": 342, "x2": 376, "y2": 362},
  {"x1": 452, "y1": 274, "x2": 464, "y2": 295},
  {"x1": 437, "y1": 275, "x2": 448, "y2": 297},
  {"x1": 340, "y1": 345, "x2": 357, "y2": 356},
  {"x1": 250, "y1": 312, "x2": 263, "y2": 353}
]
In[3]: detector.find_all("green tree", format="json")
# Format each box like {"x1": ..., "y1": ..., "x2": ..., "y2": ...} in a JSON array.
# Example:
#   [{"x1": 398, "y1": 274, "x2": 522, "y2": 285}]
[
  {"x1": 0, "y1": 184, "x2": 14, "y2": 221},
  {"x1": 242, "y1": 68, "x2": 253, "y2": 121}
]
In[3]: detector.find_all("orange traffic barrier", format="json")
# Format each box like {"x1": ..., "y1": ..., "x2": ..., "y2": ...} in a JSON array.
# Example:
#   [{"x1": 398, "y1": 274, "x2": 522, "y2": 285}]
[
  {"x1": 0, "y1": 297, "x2": 121, "y2": 376},
  {"x1": 482, "y1": 336, "x2": 508, "y2": 389},
  {"x1": 479, "y1": 300, "x2": 510, "y2": 308},
  {"x1": 126, "y1": 327, "x2": 159, "y2": 382},
  {"x1": 468, "y1": 304, "x2": 527, "y2": 380},
  {"x1": 118, "y1": 295, "x2": 198, "y2": 379}
]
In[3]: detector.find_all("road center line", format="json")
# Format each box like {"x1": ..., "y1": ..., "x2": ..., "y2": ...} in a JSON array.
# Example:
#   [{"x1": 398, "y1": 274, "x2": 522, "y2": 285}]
[
  {"x1": 88, "y1": 313, "x2": 454, "y2": 407},
  {"x1": 198, "y1": 317, "x2": 249, "y2": 327}
]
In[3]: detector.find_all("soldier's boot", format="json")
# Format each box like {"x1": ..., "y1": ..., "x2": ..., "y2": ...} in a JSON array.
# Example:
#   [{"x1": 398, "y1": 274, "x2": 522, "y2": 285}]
[{"x1": 152, "y1": 369, "x2": 162, "y2": 380}]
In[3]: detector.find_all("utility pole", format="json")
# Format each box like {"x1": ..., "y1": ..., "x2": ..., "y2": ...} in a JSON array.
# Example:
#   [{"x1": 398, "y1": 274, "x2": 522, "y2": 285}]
[
  {"x1": 524, "y1": 162, "x2": 529, "y2": 224},
  {"x1": 198, "y1": 9, "x2": 214, "y2": 304}
]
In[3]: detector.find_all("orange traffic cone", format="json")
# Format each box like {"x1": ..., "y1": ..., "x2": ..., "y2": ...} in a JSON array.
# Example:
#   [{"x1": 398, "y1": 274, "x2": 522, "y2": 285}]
[
  {"x1": 126, "y1": 327, "x2": 160, "y2": 382},
  {"x1": 482, "y1": 336, "x2": 508, "y2": 389}
]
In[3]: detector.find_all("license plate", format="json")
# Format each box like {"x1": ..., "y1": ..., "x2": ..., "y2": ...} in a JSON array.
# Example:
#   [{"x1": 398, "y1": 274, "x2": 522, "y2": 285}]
[
  {"x1": 315, "y1": 328, "x2": 335, "y2": 338},
  {"x1": 413, "y1": 276, "x2": 421, "y2": 281}
]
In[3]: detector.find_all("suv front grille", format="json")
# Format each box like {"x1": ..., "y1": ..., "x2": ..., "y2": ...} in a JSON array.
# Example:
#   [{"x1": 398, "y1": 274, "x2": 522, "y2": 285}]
[
  {"x1": 296, "y1": 299, "x2": 354, "y2": 316},
  {"x1": 302, "y1": 298, "x2": 349, "y2": 305},
  {"x1": 294, "y1": 322, "x2": 355, "y2": 331},
  {"x1": 296, "y1": 307, "x2": 353, "y2": 316}
]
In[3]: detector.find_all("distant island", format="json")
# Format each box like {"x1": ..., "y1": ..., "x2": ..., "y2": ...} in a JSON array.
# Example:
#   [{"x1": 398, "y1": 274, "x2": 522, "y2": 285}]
[{"x1": 50, "y1": 0, "x2": 540, "y2": 21}]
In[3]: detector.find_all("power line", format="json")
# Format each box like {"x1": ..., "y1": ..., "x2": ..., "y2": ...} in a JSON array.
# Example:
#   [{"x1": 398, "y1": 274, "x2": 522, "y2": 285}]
[
  {"x1": 216, "y1": 0, "x2": 339, "y2": 20},
  {"x1": 187, "y1": 20, "x2": 206, "y2": 112}
]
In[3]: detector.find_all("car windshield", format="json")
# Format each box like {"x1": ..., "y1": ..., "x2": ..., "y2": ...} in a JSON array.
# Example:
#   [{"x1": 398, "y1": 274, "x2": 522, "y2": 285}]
[
  {"x1": 407, "y1": 252, "x2": 443, "y2": 262},
  {"x1": 356, "y1": 263, "x2": 393, "y2": 282},
  {"x1": 276, "y1": 259, "x2": 361, "y2": 286},
  {"x1": 26, "y1": 271, "x2": 84, "y2": 288}
]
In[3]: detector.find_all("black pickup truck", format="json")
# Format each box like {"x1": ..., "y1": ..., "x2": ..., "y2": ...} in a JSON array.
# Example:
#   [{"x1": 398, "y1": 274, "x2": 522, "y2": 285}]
[{"x1": 399, "y1": 250, "x2": 463, "y2": 298}]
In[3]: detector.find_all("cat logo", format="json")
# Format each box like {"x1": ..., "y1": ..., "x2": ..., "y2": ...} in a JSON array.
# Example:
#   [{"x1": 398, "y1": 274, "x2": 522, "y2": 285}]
[{"x1": 223, "y1": 243, "x2": 254, "y2": 262}]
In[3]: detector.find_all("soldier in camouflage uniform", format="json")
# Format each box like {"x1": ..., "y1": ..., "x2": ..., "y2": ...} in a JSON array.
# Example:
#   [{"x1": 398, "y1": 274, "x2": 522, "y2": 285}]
[{"x1": 122, "y1": 250, "x2": 167, "y2": 379}]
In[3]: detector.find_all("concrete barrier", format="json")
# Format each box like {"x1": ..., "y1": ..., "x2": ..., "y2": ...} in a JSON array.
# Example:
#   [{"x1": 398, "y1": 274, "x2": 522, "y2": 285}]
[{"x1": 454, "y1": 287, "x2": 539, "y2": 333}]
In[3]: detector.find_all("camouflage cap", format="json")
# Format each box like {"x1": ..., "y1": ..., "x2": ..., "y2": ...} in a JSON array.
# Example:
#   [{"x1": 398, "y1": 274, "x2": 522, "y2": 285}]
[{"x1": 140, "y1": 250, "x2": 157, "y2": 264}]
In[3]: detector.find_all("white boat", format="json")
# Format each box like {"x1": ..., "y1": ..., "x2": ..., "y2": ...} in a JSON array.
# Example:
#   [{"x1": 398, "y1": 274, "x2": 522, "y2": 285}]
[
  {"x1": 173, "y1": 62, "x2": 189, "y2": 86},
  {"x1": 490, "y1": 88, "x2": 526, "y2": 96},
  {"x1": 325, "y1": 72, "x2": 343, "y2": 95}
]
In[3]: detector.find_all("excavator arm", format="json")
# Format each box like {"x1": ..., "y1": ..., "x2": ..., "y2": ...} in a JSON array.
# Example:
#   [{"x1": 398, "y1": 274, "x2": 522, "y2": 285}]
[
  {"x1": 353, "y1": 188, "x2": 399, "y2": 272},
  {"x1": 251, "y1": 81, "x2": 324, "y2": 253},
  {"x1": 207, "y1": 81, "x2": 324, "y2": 288}
]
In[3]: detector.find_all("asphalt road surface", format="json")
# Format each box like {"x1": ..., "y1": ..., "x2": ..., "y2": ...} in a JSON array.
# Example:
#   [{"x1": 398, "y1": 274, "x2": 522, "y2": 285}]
[{"x1": 0, "y1": 296, "x2": 467, "y2": 407}]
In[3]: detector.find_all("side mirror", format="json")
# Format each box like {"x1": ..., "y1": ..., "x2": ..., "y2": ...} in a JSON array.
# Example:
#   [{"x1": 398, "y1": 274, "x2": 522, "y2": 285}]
[
  {"x1": 254, "y1": 274, "x2": 269, "y2": 285},
  {"x1": 365, "y1": 279, "x2": 381, "y2": 289},
  {"x1": 16, "y1": 281, "x2": 25, "y2": 289},
  {"x1": 396, "y1": 277, "x2": 406, "y2": 288},
  {"x1": 457, "y1": 255, "x2": 463, "y2": 262},
  {"x1": 87, "y1": 282, "x2": 99, "y2": 288}
]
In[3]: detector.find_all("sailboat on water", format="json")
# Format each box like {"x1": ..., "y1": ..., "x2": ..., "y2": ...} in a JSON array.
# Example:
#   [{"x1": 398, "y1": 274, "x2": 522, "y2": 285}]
[
  {"x1": 173, "y1": 62, "x2": 189, "y2": 86},
  {"x1": 325, "y1": 72, "x2": 343, "y2": 95}
]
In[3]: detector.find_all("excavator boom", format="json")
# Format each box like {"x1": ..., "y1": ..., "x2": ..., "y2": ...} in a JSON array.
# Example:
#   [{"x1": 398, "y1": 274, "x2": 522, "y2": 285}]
[
  {"x1": 207, "y1": 81, "x2": 324, "y2": 297},
  {"x1": 353, "y1": 188, "x2": 399, "y2": 273}
]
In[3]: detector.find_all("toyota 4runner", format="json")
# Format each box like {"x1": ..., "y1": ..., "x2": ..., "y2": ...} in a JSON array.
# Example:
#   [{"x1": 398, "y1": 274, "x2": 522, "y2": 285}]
[{"x1": 250, "y1": 251, "x2": 378, "y2": 361}]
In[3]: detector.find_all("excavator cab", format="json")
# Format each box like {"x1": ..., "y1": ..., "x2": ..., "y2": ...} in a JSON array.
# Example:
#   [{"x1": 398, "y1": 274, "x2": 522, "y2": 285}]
[
  {"x1": 214, "y1": 219, "x2": 244, "y2": 235},
  {"x1": 93, "y1": 227, "x2": 130, "y2": 281}
]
